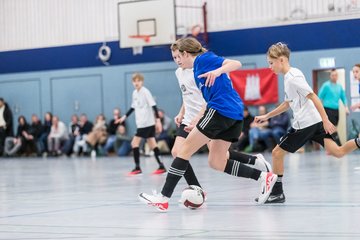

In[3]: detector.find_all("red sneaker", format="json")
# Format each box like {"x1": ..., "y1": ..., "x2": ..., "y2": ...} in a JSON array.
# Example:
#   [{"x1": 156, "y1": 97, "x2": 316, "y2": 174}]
[
  {"x1": 152, "y1": 167, "x2": 167, "y2": 175},
  {"x1": 127, "y1": 168, "x2": 142, "y2": 176}
]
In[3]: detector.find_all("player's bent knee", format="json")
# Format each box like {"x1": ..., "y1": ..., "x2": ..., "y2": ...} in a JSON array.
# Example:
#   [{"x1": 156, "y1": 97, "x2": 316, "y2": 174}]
[
  {"x1": 208, "y1": 161, "x2": 220, "y2": 171},
  {"x1": 330, "y1": 150, "x2": 345, "y2": 158},
  {"x1": 208, "y1": 157, "x2": 225, "y2": 171},
  {"x1": 272, "y1": 146, "x2": 284, "y2": 160},
  {"x1": 171, "y1": 149, "x2": 177, "y2": 158},
  {"x1": 208, "y1": 157, "x2": 219, "y2": 170}
]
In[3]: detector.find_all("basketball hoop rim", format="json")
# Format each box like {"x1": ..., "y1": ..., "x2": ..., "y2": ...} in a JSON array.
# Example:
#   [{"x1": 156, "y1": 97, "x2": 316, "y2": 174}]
[{"x1": 128, "y1": 35, "x2": 152, "y2": 43}]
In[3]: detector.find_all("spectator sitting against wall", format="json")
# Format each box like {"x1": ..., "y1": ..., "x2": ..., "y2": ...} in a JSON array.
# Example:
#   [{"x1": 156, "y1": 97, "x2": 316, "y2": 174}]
[
  {"x1": 85, "y1": 114, "x2": 108, "y2": 156},
  {"x1": 61, "y1": 114, "x2": 80, "y2": 157},
  {"x1": 157, "y1": 109, "x2": 173, "y2": 151},
  {"x1": 145, "y1": 109, "x2": 173, "y2": 154},
  {"x1": 104, "y1": 108, "x2": 125, "y2": 155},
  {"x1": 73, "y1": 113, "x2": 93, "y2": 156},
  {"x1": 114, "y1": 125, "x2": 132, "y2": 157},
  {"x1": 3, "y1": 116, "x2": 28, "y2": 157},
  {"x1": 245, "y1": 105, "x2": 270, "y2": 153},
  {"x1": 0, "y1": 98, "x2": 14, "y2": 156},
  {"x1": 47, "y1": 116, "x2": 68, "y2": 156},
  {"x1": 266, "y1": 110, "x2": 290, "y2": 145},
  {"x1": 26, "y1": 114, "x2": 43, "y2": 156},
  {"x1": 230, "y1": 106, "x2": 254, "y2": 151},
  {"x1": 38, "y1": 112, "x2": 52, "y2": 156}
]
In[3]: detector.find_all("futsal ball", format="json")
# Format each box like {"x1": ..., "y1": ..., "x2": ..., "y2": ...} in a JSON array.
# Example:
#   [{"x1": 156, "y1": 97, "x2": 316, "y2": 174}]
[{"x1": 180, "y1": 185, "x2": 205, "y2": 209}]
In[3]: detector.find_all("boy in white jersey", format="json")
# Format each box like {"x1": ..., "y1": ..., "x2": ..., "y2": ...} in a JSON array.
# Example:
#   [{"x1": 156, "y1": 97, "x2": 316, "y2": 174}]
[
  {"x1": 118, "y1": 73, "x2": 166, "y2": 176},
  {"x1": 255, "y1": 42, "x2": 360, "y2": 203}
]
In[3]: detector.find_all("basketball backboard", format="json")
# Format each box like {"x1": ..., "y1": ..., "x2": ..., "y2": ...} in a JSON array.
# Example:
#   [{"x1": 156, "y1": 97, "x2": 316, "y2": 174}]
[{"x1": 118, "y1": 0, "x2": 176, "y2": 48}]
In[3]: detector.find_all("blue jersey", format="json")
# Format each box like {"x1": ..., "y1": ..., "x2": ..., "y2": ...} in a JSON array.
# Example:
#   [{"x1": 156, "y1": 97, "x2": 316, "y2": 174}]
[{"x1": 193, "y1": 51, "x2": 243, "y2": 120}]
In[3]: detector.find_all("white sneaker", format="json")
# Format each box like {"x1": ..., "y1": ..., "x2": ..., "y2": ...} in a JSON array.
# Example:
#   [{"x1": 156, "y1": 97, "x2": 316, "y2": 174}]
[
  {"x1": 257, "y1": 172, "x2": 277, "y2": 204},
  {"x1": 139, "y1": 191, "x2": 169, "y2": 212},
  {"x1": 254, "y1": 154, "x2": 272, "y2": 172}
]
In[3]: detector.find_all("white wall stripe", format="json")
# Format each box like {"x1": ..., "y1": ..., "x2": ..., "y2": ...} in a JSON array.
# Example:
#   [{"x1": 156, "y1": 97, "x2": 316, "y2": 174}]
[{"x1": 1, "y1": 0, "x2": 359, "y2": 51}]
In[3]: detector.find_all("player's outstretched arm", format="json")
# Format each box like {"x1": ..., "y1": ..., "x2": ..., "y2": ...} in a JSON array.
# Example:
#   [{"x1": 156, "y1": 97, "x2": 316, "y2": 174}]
[
  {"x1": 307, "y1": 92, "x2": 336, "y2": 134},
  {"x1": 254, "y1": 102, "x2": 290, "y2": 124},
  {"x1": 199, "y1": 59, "x2": 242, "y2": 87}
]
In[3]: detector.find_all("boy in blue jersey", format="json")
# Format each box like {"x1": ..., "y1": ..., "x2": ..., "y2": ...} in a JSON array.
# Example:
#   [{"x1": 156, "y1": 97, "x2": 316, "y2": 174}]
[{"x1": 139, "y1": 38, "x2": 278, "y2": 211}]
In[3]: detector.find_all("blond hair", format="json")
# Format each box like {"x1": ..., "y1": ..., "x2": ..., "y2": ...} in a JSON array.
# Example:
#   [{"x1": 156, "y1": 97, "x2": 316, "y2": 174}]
[
  {"x1": 267, "y1": 42, "x2": 290, "y2": 59},
  {"x1": 132, "y1": 72, "x2": 144, "y2": 82},
  {"x1": 170, "y1": 37, "x2": 207, "y2": 56}
]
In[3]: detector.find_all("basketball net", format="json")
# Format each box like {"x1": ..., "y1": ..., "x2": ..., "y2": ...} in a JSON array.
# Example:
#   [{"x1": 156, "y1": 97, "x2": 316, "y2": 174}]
[
  {"x1": 129, "y1": 35, "x2": 151, "y2": 56},
  {"x1": 132, "y1": 46, "x2": 143, "y2": 55}
]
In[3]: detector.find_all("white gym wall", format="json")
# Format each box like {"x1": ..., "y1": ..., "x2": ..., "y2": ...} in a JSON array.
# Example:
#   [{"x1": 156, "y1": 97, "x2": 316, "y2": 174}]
[{"x1": 1, "y1": 0, "x2": 359, "y2": 52}]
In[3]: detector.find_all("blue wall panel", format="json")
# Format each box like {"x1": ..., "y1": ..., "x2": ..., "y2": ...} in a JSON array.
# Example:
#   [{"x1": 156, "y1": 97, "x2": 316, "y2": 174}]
[
  {"x1": 50, "y1": 74, "x2": 104, "y2": 123},
  {"x1": 0, "y1": 79, "x2": 41, "y2": 127}
]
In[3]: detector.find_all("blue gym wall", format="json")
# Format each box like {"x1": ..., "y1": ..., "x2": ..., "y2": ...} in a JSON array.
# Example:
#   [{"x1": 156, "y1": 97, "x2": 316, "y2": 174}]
[{"x1": 0, "y1": 19, "x2": 359, "y2": 134}]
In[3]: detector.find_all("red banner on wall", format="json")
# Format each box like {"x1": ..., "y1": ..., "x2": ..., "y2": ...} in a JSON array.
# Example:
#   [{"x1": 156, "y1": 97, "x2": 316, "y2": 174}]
[{"x1": 230, "y1": 68, "x2": 278, "y2": 105}]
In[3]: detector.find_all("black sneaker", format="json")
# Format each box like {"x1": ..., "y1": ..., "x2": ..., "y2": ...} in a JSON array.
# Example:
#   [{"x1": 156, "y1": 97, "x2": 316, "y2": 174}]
[{"x1": 255, "y1": 193, "x2": 286, "y2": 204}]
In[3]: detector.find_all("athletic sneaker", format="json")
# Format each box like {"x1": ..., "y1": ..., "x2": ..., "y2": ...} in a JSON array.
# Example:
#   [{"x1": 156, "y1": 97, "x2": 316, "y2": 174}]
[
  {"x1": 127, "y1": 168, "x2": 142, "y2": 176},
  {"x1": 139, "y1": 191, "x2": 169, "y2": 212},
  {"x1": 257, "y1": 172, "x2": 278, "y2": 204},
  {"x1": 254, "y1": 154, "x2": 272, "y2": 172},
  {"x1": 255, "y1": 193, "x2": 286, "y2": 204},
  {"x1": 152, "y1": 167, "x2": 167, "y2": 175}
]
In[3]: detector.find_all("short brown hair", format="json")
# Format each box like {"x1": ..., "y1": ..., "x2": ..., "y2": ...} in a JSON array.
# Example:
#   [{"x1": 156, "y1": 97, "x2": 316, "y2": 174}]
[
  {"x1": 267, "y1": 42, "x2": 290, "y2": 59},
  {"x1": 170, "y1": 37, "x2": 207, "y2": 56},
  {"x1": 132, "y1": 72, "x2": 144, "y2": 82},
  {"x1": 354, "y1": 63, "x2": 360, "y2": 68}
]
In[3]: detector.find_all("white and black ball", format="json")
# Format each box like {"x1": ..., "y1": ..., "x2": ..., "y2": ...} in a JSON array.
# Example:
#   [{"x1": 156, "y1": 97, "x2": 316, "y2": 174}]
[{"x1": 180, "y1": 185, "x2": 205, "y2": 209}]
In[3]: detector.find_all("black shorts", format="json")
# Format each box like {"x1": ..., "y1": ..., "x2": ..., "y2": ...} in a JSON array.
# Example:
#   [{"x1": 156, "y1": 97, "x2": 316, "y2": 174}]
[
  {"x1": 324, "y1": 107, "x2": 339, "y2": 126},
  {"x1": 279, "y1": 122, "x2": 334, "y2": 153},
  {"x1": 196, "y1": 108, "x2": 243, "y2": 143},
  {"x1": 175, "y1": 124, "x2": 189, "y2": 139},
  {"x1": 135, "y1": 125, "x2": 155, "y2": 138}
]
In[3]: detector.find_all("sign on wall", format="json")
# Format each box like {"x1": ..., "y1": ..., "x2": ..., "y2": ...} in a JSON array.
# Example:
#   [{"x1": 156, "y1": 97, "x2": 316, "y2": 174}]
[{"x1": 230, "y1": 68, "x2": 278, "y2": 105}]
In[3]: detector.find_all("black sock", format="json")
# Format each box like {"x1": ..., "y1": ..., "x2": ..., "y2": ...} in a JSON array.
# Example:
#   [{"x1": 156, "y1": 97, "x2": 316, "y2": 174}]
[
  {"x1": 161, "y1": 157, "x2": 189, "y2": 198},
  {"x1": 183, "y1": 163, "x2": 201, "y2": 188},
  {"x1": 355, "y1": 138, "x2": 360, "y2": 149},
  {"x1": 271, "y1": 175, "x2": 283, "y2": 194},
  {"x1": 153, "y1": 147, "x2": 164, "y2": 168},
  {"x1": 224, "y1": 159, "x2": 261, "y2": 180},
  {"x1": 229, "y1": 150, "x2": 257, "y2": 165},
  {"x1": 132, "y1": 147, "x2": 140, "y2": 169}
]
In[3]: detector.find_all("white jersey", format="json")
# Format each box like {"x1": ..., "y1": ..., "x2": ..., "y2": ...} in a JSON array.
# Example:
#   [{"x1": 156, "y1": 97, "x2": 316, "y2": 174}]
[
  {"x1": 131, "y1": 86, "x2": 156, "y2": 128},
  {"x1": 175, "y1": 68, "x2": 205, "y2": 126},
  {"x1": 284, "y1": 67, "x2": 322, "y2": 129}
]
